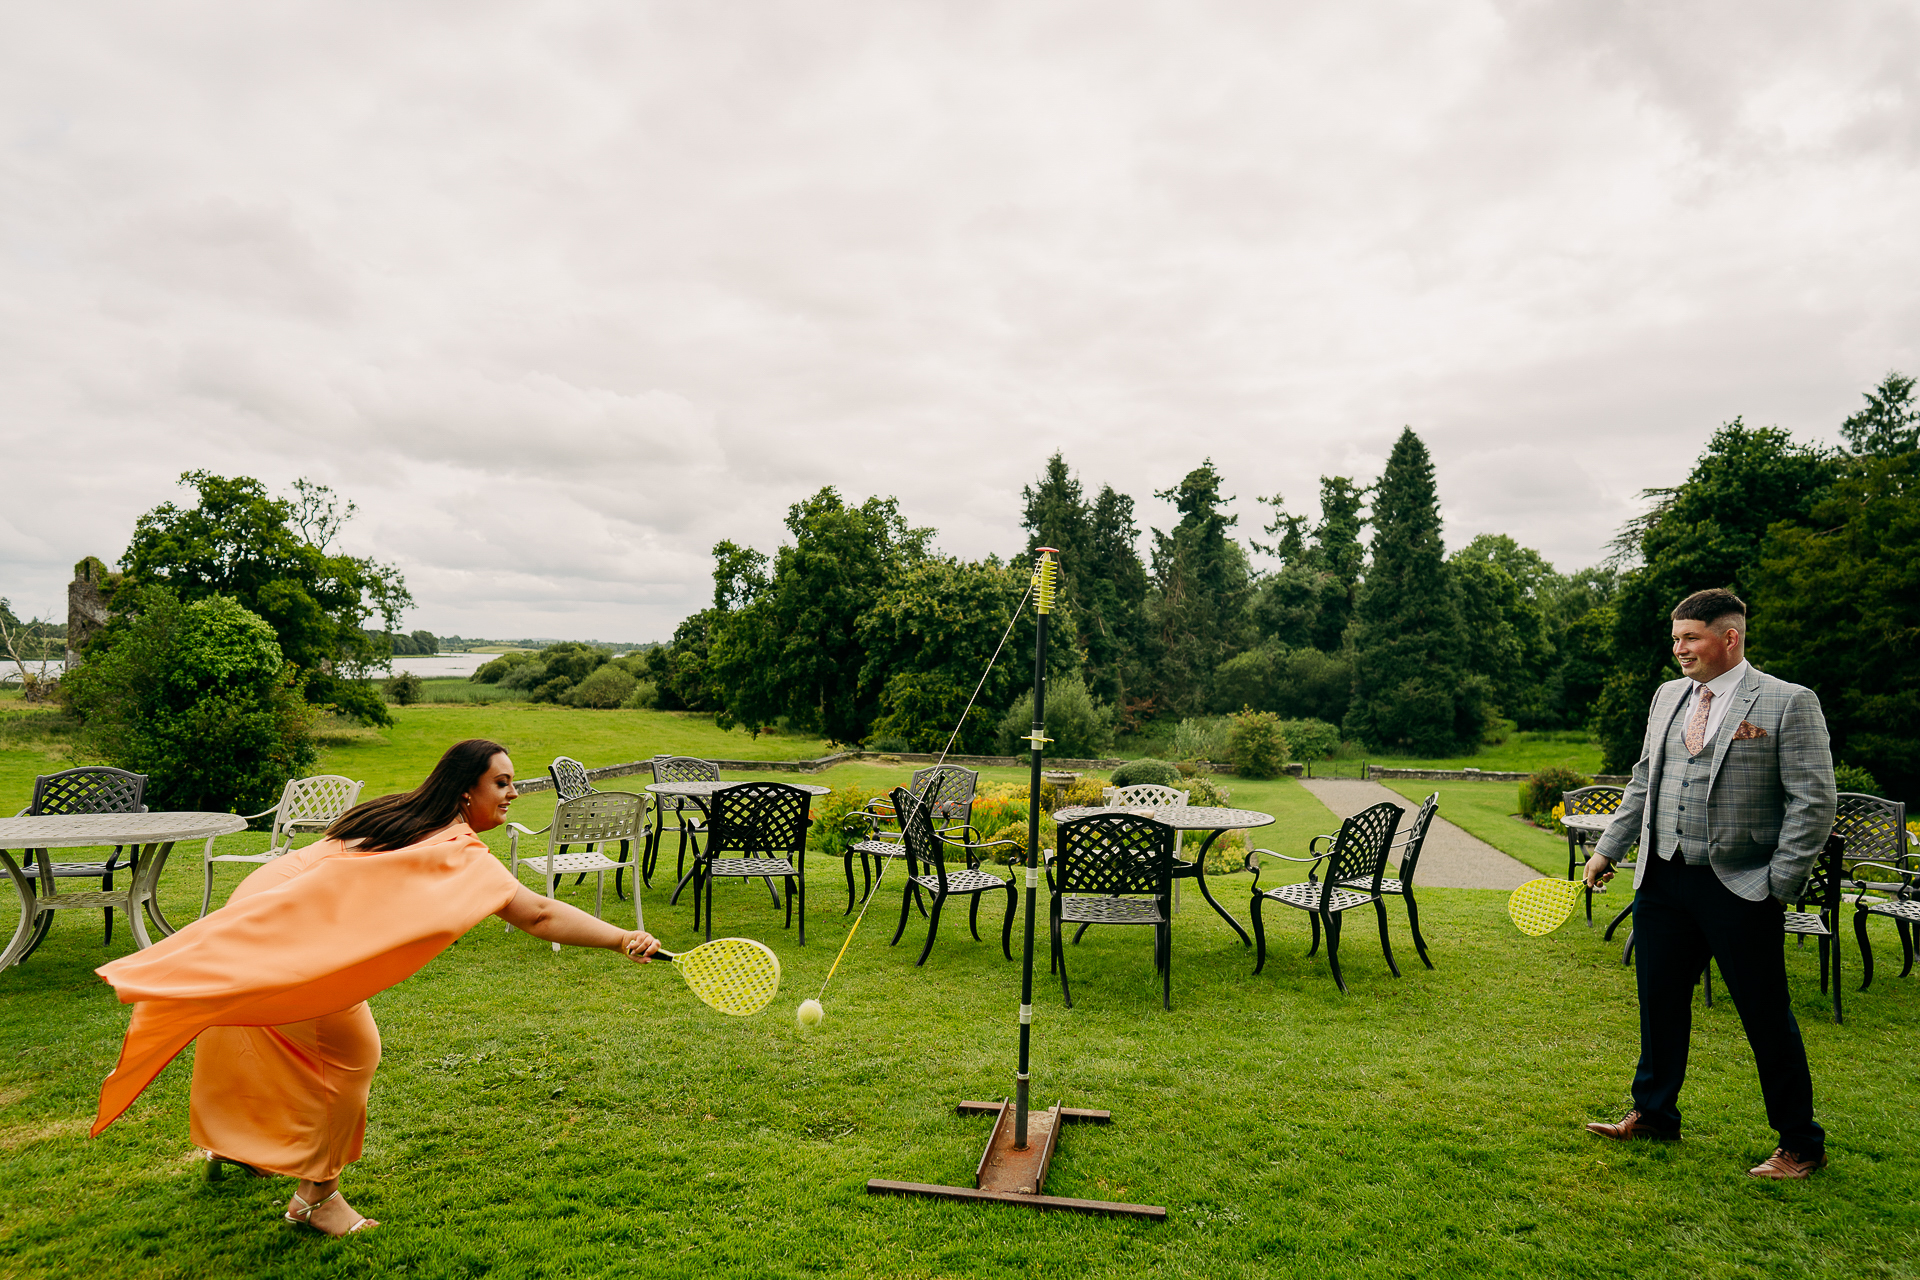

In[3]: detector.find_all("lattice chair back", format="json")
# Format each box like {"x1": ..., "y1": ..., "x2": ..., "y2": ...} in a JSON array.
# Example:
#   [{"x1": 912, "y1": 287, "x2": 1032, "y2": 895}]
[
  {"x1": 549, "y1": 756, "x2": 597, "y2": 802},
  {"x1": 892, "y1": 786, "x2": 956, "y2": 889},
  {"x1": 1317, "y1": 801, "x2": 1403, "y2": 907},
  {"x1": 29, "y1": 766, "x2": 147, "y2": 816},
  {"x1": 1054, "y1": 812, "x2": 1176, "y2": 898},
  {"x1": 651, "y1": 756, "x2": 719, "y2": 812},
  {"x1": 1103, "y1": 784, "x2": 1190, "y2": 810},
  {"x1": 1394, "y1": 793, "x2": 1439, "y2": 878},
  {"x1": 707, "y1": 782, "x2": 811, "y2": 859},
  {"x1": 1833, "y1": 794, "x2": 1908, "y2": 871},
  {"x1": 269, "y1": 775, "x2": 363, "y2": 849},
  {"x1": 552, "y1": 791, "x2": 647, "y2": 851},
  {"x1": 1562, "y1": 785, "x2": 1625, "y2": 818},
  {"x1": 909, "y1": 765, "x2": 978, "y2": 825}
]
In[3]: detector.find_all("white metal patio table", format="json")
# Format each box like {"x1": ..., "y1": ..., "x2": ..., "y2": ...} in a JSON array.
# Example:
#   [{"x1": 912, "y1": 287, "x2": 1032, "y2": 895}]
[{"x1": 0, "y1": 811, "x2": 247, "y2": 967}]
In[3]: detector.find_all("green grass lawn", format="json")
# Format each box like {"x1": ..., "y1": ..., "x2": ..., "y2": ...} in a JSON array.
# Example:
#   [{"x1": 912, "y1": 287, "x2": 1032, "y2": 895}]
[
  {"x1": 4, "y1": 759, "x2": 1917, "y2": 1279},
  {"x1": 1379, "y1": 779, "x2": 1574, "y2": 879},
  {"x1": 1366, "y1": 733, "x2": 1608, "y2": 777}
]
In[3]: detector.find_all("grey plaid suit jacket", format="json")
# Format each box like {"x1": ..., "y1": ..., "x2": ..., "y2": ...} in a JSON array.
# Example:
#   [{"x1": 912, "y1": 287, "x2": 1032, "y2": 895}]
[{"x1": 1593, "y1": 665, "x2": 1836, "y2": 902}]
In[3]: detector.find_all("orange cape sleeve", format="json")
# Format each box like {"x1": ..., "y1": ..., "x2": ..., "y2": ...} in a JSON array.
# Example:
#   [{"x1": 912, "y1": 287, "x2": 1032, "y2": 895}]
[{"x1": 91, "y1": 823, "x2": 520, "y2": 1137}]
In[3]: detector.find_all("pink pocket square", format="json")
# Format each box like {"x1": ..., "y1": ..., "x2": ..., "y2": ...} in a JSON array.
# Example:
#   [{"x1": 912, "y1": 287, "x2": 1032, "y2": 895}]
[{"x1": 1732, "y1": 720, "x2": 1768, "y2": 740}]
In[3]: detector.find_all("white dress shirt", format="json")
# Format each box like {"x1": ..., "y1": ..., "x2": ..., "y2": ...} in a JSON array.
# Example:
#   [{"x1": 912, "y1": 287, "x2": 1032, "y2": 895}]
[{"x1": 1685, "y1": 659, "x2": 1749, "y2": 744}]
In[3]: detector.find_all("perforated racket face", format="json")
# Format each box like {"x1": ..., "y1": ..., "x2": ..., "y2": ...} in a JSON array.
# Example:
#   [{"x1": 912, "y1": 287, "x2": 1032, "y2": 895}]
[
  {"x1": 1508, "y1": 878, "x2": 1584, "y2": 936},
  {"x1": 672, "y1": 938, "x2": 781, "y2": 1016}
]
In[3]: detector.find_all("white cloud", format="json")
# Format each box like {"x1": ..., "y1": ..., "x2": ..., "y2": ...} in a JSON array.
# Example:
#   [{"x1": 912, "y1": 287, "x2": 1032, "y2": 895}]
[{"x1": 3, "y1": 1, "x2": 1915, "y2": 638}]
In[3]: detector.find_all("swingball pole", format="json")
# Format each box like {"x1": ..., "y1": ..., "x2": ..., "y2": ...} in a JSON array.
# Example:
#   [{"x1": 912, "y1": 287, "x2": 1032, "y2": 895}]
[{"x1": 865, "y1": 547, "x2": 1166, "y2": 1220}]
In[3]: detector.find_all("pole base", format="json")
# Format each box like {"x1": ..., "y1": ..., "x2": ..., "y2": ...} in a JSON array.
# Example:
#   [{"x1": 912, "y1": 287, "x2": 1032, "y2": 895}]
[{"x1": 863, "y1": 1099, "x2": 1166, "y2": 1220}]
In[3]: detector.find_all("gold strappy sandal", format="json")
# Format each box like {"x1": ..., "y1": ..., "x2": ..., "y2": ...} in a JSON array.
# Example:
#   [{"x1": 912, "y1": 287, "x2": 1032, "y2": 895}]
[{"x1": 284, "y1": 1189, "x2": 378, "y2": 1236}]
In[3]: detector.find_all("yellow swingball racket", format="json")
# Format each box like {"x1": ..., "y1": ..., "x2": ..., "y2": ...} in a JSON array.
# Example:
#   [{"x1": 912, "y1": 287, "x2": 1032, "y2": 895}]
[
  {"x1": 1508, "y1": 877, "x2": 1607, "y2": 936},
  {"x1": 645, "y1": 937, "x2": 782, "y2": 1015}
]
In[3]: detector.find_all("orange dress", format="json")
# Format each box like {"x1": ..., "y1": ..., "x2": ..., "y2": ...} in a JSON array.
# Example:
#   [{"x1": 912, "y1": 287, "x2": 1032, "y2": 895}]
[{"x1": 93, "y1": 824, "x2": 521, "y2": 1179}]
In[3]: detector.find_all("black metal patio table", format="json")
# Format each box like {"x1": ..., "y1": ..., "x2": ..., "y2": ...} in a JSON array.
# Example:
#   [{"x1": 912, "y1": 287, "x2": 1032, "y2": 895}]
[
  {"x1": 1, "y1": 811, "x2": 248, "y2": 968},
  {"x1": 1051, "y1": 805, "x2": 1274, "y2": 945}
]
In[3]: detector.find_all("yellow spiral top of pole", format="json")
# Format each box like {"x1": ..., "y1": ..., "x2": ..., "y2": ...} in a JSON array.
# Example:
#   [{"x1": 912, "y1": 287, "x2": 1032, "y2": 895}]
[{"x1": 1033, "y1": 547, "x2": 1059, "y2": 614}]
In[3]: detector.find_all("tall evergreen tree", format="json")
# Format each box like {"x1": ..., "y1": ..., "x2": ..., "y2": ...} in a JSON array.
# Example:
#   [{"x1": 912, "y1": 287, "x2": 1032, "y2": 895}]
[
  {"x1": 1590, "y1": 420, "x2": 1834, "y2": 771},
  {"x1": 1016, "y1": 452, "x2": 1146, "y2": 710},
  {"x1": 1345, "y1": 429, "x2": 1481, "y2": 754},
  {"x1": 1149, "y1": 460, "x2": 1254, "y2": 716}
]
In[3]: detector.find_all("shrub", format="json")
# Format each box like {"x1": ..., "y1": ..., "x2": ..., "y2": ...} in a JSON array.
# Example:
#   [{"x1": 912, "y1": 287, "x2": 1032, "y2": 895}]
[
  {"x1": 1522, "y1": 766, "x2": 1591, "y2": 819},
  {"x1": 996, "y1": 673, "x2": 1116, "y2": 759},
  {"x1": 622, "y1": 680, "x2": 659, "y2": 710},
  {"x1": 385, "y1": 671, "x2": 424, "y2": 705},
  {"x1": 1227, "y1": 708, "x2": 1290, "y2": 779},
  {"x1": 1275, "y1": 718, "x2": 1340, "y2": 761},
  {"x1": 1834, "y1": 764, "x2": 1880, "y2": 796},
  {"x1": 564, "y1": 665, "x2": 637, "y2": 709},
  {"x1": 62, "y1": 587, "x2": 316, "y2": 812},
  {"x1": 471, "y1": 651, "x2": 534, "y2": 684},
  {"x1": 869, "y1": 736, "x2": 911, "y2": 754},
  {"x1": 499, "y1": 661, "x2": 549, "y2": 692},
  {"x1": 1169, "y1": 716, "x2": 1229, "y2": 763},
  {"x1": 807, "y1": 783, "x2": 893, "y2": 860},
  {"x1": 1482, "y1": 716, "x2": 1517, "y2": 746},
  {"x1": 1110, "y1": 758, "x2": 1181, "y2": 788},
  {"x1": 530, "y1": 676, "x2": 575, "y2": 704},
  {"x1": 1184, "y1": 774, "x2": 1232, "y2": 808}
]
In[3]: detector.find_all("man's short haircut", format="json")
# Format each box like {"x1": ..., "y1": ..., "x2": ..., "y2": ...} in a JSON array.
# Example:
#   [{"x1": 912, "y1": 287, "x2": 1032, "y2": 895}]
[{"x1": 1672, "y1": 588, "x2": 1747, "y2": 636}]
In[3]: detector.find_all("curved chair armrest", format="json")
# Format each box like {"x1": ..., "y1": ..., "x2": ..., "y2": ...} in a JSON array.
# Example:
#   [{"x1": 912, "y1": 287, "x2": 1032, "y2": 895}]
[
  {"x1": 238, "y1": 803, "x2": 281, "y2": 823},
  {"x1": 1848, "y1": 862, "x2": 1920, "y2": 898},
  {"x1": 1245, "y1": 846, "x2": 1327, "y2": 888},
  {"x1": 956, "y1": 831, "x2": 1021, "y2": 870},
  {"x1": 1307, "y1": 833, "x2": 1337, "y2": 854}
]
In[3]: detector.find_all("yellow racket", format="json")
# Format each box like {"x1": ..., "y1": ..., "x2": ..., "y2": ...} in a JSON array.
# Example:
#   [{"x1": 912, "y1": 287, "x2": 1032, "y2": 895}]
[
  {"x1": 651, "y1": 938, "x2": 782, "y2": 1015},
  {"x1": 1508, "y1": 877, "x2": 1606, "y2": 936}
]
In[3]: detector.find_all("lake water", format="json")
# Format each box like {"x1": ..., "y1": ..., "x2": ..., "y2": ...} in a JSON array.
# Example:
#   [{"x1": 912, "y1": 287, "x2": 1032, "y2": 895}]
[{"x1": 387, "y1": 653, "x2": 500, "y2": 678}]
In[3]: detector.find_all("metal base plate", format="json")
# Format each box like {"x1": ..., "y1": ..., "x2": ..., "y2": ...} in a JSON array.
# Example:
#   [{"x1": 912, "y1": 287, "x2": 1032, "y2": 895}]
[{"x1": 863, "y1": 1099, "x2": 1166, "y2": 1220}]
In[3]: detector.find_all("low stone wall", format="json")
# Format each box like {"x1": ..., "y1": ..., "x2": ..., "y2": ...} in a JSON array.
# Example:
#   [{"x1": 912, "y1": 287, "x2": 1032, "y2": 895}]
[
  {"x1": 1367, "y1": 766, "x2": 1630, "y2": 786},
  {"x1": 512, "y1": 750, "x2": 1303, "y2": 793}
]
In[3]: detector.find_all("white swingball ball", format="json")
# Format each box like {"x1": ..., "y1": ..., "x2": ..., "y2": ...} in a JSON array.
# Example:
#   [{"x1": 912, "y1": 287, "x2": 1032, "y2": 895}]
[{"x1": 796, "y1": 999, "x2": 826, "y2": 1027}]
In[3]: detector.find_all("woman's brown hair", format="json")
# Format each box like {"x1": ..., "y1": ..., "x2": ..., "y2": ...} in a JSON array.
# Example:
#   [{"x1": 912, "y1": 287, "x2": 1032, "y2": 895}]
[{"x1": 326, "y1": 739, "x2": 509, "y2": 851}]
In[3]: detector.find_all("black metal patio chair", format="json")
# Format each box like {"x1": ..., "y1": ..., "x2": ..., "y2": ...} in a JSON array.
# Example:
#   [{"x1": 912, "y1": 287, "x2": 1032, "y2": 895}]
[
  {"x1": 1335, "y1": 791, "x2": 1439, "y2": 969},
  {"x1": 841, "y1": 765, "x2": 979, "y2": 913},
  {"x1": 693, "y1": 782, "x2": 812, "y2": 944},
  {"x1": 1048, "y1": 811, "x2": 1177, "y2": 1010},
  {"x1": 1831, "y1": 794, "x2": 1913, "y2": 989},
  {"x1": 13, "y1": 766, "x2": 148, "y2": 960},
  {"x1": 1563, "y1": 785, "x2": 1625, "y2": 925},
  {"x1": 652, "y1": 756, "x2": 717, "y2": 894},
  {"x1": 888, "y1": 786, "x2": 1016, "y2": 965},
  {"x1": 1247, "y1": 799, "x2": 1403, "y2": 992}
]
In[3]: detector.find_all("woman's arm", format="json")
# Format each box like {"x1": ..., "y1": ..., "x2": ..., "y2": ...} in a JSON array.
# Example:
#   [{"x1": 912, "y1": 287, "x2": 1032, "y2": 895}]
[{"x1": 496, "y1": 884, "x2": 660, "y2": 959}]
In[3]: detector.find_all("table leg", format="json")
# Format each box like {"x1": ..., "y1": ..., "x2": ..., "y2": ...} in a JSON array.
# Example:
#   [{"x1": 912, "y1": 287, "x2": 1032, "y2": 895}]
[
  {"x1": 1183, "y1": 830, "x2": 1251, "y2": 946},
  {"x1": 0, "y1": 849, "x2": 40, "y2": 968},
  {"x1": 136, "y1": 842, "x2": 180, "y2": 942}
]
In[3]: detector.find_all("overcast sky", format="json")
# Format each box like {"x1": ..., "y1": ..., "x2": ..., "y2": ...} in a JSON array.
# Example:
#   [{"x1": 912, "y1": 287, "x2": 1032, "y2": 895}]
[{"x1": 4, "y1": 1, "x2": 1915, "y2": 642}]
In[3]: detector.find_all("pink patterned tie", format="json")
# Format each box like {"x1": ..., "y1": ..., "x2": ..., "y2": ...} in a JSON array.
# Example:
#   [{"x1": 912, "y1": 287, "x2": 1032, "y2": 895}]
[{"x1": 1684, "y1": 687, "x2": 1713, "y2": 756}]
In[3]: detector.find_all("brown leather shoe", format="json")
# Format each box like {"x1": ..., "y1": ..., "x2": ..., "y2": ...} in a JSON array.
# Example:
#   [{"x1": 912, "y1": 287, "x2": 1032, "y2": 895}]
[
  {"x1": 1585, "y1": 1110, "x2": 1680, "y2": 1141},
  {"x1": 1748, "y1": 1148, "x2": 1826, "y2": 1179}
]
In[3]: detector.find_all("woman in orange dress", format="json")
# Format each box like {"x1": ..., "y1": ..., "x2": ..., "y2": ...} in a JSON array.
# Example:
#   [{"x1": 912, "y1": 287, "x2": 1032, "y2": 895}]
[{"x1": 93, "y1": 739, "x2": 660, "y2": 1237}]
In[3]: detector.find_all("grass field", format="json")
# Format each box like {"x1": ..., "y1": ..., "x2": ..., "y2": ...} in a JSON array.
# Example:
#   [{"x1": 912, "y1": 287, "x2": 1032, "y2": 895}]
[
  {"x1": 4, "y1": 801, "x2": 1915, "y2": 1279},
  {"x1": 5, "y1": 699, "x2": 1915, "y2": 1278}
]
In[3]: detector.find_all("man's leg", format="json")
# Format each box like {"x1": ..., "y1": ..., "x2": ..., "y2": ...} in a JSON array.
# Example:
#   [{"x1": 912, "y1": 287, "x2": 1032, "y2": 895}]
[
  {"x1": 1699, "y1": 879, "x2": 1824, "y2": 1157},
  {"x1": 1627, "y1": 855, "x2": 1712, "y2": 1132}
]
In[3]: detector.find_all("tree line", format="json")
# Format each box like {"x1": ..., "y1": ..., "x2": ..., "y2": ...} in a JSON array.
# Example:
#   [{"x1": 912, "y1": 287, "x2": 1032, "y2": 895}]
[{"x1": 650, "y1": 372, "x2": 1916, "y2": 799}]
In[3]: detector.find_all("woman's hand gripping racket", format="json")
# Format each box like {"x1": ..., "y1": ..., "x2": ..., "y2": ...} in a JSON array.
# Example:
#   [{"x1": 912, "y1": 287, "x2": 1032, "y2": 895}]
[
  {"x1": 631, "y1": 937, "x2": 782, "y2": 1015},
  {"x1": 1507, "y1": 876, "x2": 1608, "y2": 936}
]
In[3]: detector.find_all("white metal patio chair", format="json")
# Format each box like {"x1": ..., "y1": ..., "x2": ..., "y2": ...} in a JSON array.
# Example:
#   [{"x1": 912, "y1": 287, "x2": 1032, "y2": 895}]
[
  {"x1": 199, "y1": 775, "x2": 364, "y2": 917},
  {"x1": 507, "y1": 790, "x2": 647, "y2": 951}
]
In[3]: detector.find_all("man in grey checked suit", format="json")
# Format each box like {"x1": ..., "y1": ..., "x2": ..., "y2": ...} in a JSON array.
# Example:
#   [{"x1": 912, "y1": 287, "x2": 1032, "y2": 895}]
[{"x1": 1583, "y1": 588, "x2": 1836, "y2": 1179}]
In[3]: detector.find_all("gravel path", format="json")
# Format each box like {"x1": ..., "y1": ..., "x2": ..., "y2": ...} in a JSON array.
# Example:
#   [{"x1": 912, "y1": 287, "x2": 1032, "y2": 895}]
[{"x1": 1298, "y1": 779, "x2": 1538, "y2": 890}]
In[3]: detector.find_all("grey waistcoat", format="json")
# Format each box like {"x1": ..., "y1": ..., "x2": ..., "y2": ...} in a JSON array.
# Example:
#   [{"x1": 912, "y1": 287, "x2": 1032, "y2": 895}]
[{"x1": 1649, "y1": 694, "x2": 1715, "y2": 864}]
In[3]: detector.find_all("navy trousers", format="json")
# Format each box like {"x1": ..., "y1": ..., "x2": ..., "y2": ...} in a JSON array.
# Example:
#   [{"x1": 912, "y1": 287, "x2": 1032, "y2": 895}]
[{"x1": 1630, "y1": 851, "x2": 1825, "y2": 1155}]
